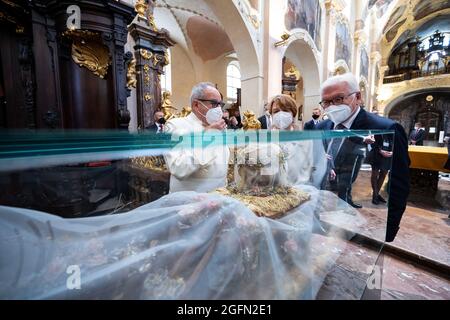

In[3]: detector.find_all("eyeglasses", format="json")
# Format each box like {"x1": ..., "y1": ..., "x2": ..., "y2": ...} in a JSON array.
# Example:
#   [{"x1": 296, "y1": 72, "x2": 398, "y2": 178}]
[
  {"x1": 197, "y1": 99, "x2": 225, "y2": 109},
  {"x1": 319, "y1": 92, "x2": 357, "y2": 108}
]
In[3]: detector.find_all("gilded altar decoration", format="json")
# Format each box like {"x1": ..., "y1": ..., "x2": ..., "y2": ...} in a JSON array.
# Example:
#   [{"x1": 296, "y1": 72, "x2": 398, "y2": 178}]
[
  {"x1": 144, "y1": 93, "x2": 153, "y2": 102},
  {"x1": 161, "y1": 91, "x2": 177, "y2": 121},
  {"x1": 215, "y1": 187, "x2": 309, "y2": 219},
  {"x1": 177, "y1": 106, "x2": 192, "y2": 118},
  {"x1": 131, "y1": 156, "x2": 168, "y2": 172},
  {"x1": 127, "y1": 58, "x2": 137, "y2": 89},
  {"x1": 163, "y1": 51, "x2": 170, "y2": 66},
  {"x1": 63, "y1": 30, "x2": 111, "y2": 79},
  {"x1": 147, "y1": 14, "x2": 158, "y2": 32},
  {"x1": 140, "y1": 49, "x2": 153, "y2": 60},
  {"x1": 134, "y1": 0, "x2": 148, "y2": 18},
  {"x1": 152, "y1": 54, "x2": 160, "y2": 67},
  {"x1": 242, "y1": 110, "x2": 261, "y2": 130},
  {"x1": 274, "y1": 32, "x2": 291, "y2": 47},
  {"x1": 285, "y1": 65, "x2": 300, "y2": 80}
]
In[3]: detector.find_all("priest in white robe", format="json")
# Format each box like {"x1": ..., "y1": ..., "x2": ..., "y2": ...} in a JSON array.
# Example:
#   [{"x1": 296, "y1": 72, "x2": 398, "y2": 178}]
[{"x1": 164, "y1": 82, "x2": 230, "y2": 193}]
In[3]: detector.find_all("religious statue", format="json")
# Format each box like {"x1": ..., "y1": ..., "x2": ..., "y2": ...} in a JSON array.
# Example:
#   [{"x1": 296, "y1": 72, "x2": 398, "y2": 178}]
[
  {"x1": 285, "y1": 65, "x2": 300, "y2": 80},
  {"x1": 241, "y1": 110, "x2": 261, "y2": 130},
  {"x1": 177, "y1": 106, "x2": 192, "y2": 118},
  {"x1": 127, "y1": 58, "x2": 137, "y2": 89},
  {"x1": 161, "y1": 91, "x2": 177, "y2": 121}
]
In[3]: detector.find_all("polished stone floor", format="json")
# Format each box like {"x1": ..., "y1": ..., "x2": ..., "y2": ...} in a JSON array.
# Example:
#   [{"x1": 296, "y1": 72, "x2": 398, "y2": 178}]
[{"x1": 331, "y1": 170, "x2": 450, "y2": 299}]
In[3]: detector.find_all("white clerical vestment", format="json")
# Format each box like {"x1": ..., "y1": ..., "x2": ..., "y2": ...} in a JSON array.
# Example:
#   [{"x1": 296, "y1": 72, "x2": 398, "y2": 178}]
[{"x1": 163, "y1": 113, "x2": 230, "y2": 193}]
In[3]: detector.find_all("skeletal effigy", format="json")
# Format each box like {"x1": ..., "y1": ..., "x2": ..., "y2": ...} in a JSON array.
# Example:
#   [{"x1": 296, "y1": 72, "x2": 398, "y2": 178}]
[{"x1": 216, "y1": 143, "x2": 310, "y2": 218}]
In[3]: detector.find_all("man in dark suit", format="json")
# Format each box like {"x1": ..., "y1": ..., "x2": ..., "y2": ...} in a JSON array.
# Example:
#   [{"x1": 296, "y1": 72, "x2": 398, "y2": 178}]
[
  {"x1": 303, "y1": 107, "x2": 322, "y2": 130},
  {"x1": 316, "y1": 73, "x2": 410, "y2": 242},
  {"x1": 257, "y1": 103, "x2": 271, "y2": 129},
  {"x1": 409, "y1": 122, "x2": 425, "y2": 145},
  {"x1": 147, "y1": 110, "x2": 166, "y2": 133}
]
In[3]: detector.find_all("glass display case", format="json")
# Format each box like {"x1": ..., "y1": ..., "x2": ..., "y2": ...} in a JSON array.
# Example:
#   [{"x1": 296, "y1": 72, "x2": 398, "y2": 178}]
[{"x1": 0, "y1": 129, "x2": 394, "y2": 299}]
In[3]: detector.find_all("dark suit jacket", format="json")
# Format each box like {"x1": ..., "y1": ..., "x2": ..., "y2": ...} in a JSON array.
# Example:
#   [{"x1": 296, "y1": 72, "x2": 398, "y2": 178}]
[
  {"x1": 409, "y1": 129, "x2": 425, "y2": 145},
  {"x1": 316, "y1": 109, "x2": 410, "y2": 242},
  {"x1": 258, "y1": 115, "x2": 268, "y2": 129},
  {"x1": 304, "y1": 119, "x2": 318, "y2": 130},
  {"x1": 146, "y1": 123, "x2": 158, "y2": 132}
]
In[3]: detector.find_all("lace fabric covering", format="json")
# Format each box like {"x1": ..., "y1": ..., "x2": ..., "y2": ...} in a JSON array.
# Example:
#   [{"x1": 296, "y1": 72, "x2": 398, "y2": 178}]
[{"x1": 0, "y1": 185, "x2": 367, "y2": 300}]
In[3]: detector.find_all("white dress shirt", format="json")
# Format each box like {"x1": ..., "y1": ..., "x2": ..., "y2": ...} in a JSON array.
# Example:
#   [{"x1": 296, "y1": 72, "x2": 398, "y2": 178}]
[
  {"x1": 163, "y1": 113, "x2": 230, "y2": 193},
  {"x1": 335, "y1": 107, "x2": 361, "y2": 129},
  {"x1": 265, "y1": 113, "x2": 272, "y2": 129}
]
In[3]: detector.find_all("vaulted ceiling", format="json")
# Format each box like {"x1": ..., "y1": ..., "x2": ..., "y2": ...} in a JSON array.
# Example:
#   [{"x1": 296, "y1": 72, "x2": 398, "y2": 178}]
[{"x1": 154, "y1": 0, "x2": 234, "y2": 62}]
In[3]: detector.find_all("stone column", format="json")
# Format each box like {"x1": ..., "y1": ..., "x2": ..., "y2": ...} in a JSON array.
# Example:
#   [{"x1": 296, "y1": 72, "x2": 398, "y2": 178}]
[
  {"x1": 128, "y1": 0, "x2": 174, "y2": 129},
  {"x1": 368, "y1": 51, "x2": 381, "y2": 112},
  {"x1": 322, "y1": 0, "x2": 333, "y2": 81}
]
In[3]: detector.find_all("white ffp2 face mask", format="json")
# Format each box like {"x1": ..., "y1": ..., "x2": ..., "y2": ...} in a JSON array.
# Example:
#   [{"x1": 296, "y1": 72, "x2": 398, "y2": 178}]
[
  {"x1": 199, "y1": 101, "x2": 223, "y2": 124},
  {"x1": 325, "y1": 104, "x2": 352, "y2": 125},
  {"x1": 272, "y1": 111, "x2": 293, "y2": 130}
]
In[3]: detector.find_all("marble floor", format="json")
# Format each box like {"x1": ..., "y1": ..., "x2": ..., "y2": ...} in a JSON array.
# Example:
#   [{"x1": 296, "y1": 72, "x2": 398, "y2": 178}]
[{"x1": 328, "y1": 170, "x2": 450, "y2": 299}]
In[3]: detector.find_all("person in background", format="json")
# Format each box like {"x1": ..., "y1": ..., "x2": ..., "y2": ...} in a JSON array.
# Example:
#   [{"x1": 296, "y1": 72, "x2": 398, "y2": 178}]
[
  {"x1": 223, "y1": 110, "x2": 239, "y2": 130},
  {"x1": 367, "y1": 134, "x2": 393, "y2": 205},
  {"x1": 303, "y1": 107, "x2": 322, "y2": 130},
  {"x1": 258, "y1": 103, "x2": 272, "y2": 129},
  {"x1": 444, "y1": 135, "x2": 450, "y2": 170},
  {"x1": 409, "y1": 122, "x2": 425, "y2": 146},
  {"x1": 147, "y1": 110, "x2": 166, "y2": 133},
  {"x1": 233, "y1": 109, "x2": 243, "y2": 129}
]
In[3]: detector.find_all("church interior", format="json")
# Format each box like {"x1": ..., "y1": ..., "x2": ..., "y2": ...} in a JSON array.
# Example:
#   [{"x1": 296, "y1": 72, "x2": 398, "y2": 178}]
[{"x1": 0, "y1": 0, "x2": 449, "y2": 300}]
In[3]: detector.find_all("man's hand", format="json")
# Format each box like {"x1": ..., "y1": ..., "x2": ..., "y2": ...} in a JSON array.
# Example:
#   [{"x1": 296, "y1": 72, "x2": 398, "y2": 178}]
[
  {"x1": 329, "y1": 169, "x2": 336, "y2": 181},
  {"x1": 379, "y1": 150, "x2": 393, "y2": 158},
  {"x1": 205, "y1": 119, "x2": 227, "y2": 131},
  {"x1": 363, "y1": 135, "x2": 375, "y2": 144}
]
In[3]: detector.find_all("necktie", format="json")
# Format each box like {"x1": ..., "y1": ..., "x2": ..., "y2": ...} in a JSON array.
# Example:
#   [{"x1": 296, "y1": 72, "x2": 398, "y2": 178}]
[
  {"x1": 158, "y1": 124, "x2": 163, "y2": 133},
  {"x1": 328, "y1": 124, "x2": 346, "y2": 163}
]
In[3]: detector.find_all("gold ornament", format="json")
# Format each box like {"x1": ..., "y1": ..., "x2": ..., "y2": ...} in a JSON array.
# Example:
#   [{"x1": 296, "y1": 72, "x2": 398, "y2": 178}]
[
  {"x1": 214, "y1": 187, "x2": 310, "y2": 219},
  {"x1": 140, "y1": 49, "x2": 153, "y2": 60},
  {"x1": 127, "y1": 58, "x2": 137, "y2": 89},
  {"x1": 134, "y1": 0, "x2": 148, "y2": 18},
  {"x1": 242, "y1": 110, "x2": 262, "y2": 130},
  {"x1": 63, "y1": 30, "x2": 111, "y2": 79},
  {"x1": 161, "y1": 91, "x2": 177, "y2": 120}
]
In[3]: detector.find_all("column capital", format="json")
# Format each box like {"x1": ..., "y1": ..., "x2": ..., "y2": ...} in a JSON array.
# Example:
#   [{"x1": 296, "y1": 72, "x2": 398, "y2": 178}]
[
  {"x1": 370, "y1": 51, "x2": 382, "y2": 62},
  {"x1": 324, "y1": 0, "x2": 345, "y2": 13},
  {"x1": 354, "y1": 30, "x2": 366, "y2": 48}
]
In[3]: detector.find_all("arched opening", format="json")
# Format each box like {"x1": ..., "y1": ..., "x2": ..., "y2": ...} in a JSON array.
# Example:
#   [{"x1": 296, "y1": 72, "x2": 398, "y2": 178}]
[
  {"x1": 206, "y1": 0, "x2": 261, "y2": 112},
  {"x1": 387, "y1": 89, "x2": 450, "y2": 145},
  {"x1": 226, "y1": 61, "x2": 241, "y2": 103},
  {"x1": 282, "y1": 38, "x2": 321, "y2": 125}
]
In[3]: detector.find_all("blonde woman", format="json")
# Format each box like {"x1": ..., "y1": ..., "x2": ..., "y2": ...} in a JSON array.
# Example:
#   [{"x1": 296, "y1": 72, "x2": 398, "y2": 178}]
[
  {"x1": 268, "y1": 94, "x2": 300, "y2": 131},
  {"x1": 267, "y1": 94, "x2": 325, "y2": 186}
]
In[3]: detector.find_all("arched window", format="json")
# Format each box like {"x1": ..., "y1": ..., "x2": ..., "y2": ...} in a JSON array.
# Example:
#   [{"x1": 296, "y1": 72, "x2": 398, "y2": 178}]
[
  {"x1": 227, "y1": 61, "x2": 241, "y2": 102},
  {"x1": 160, "y1": 49, "x2": 171, "y2": 93}
]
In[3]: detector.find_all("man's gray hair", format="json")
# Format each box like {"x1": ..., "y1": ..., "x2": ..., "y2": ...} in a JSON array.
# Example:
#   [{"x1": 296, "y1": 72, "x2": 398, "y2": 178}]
[
  {"x1": 320, "y1": 73, "x2": 359, "y2": 96},
  {"x1": 190, "y1": 82, "x2": 217, "y2": 105}
]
